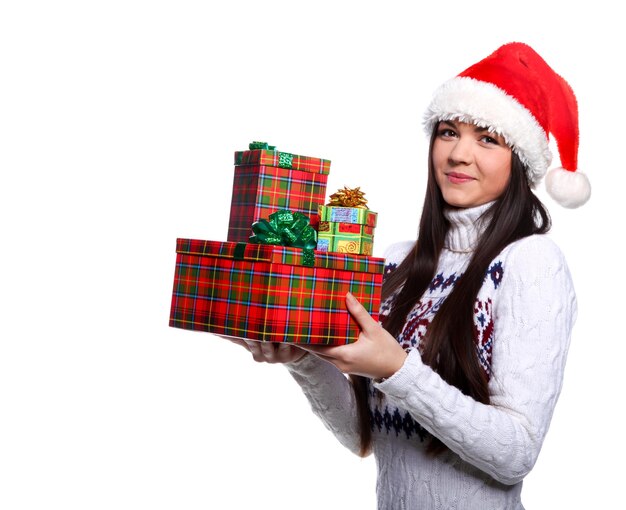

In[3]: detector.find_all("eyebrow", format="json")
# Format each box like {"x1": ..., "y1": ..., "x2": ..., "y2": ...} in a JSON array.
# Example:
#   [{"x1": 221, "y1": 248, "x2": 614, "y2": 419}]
[
  {"x1": 440, "y1": 120, "x2": 505, "y2": 143},
  {"x1": 441, "y1": 120, "x2": 493, "y2": 134}
]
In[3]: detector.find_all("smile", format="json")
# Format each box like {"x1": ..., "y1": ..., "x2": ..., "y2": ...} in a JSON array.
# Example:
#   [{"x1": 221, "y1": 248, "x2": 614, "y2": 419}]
[{"x1": 445, "y1": 172, "x2": 475, "y2": 184}]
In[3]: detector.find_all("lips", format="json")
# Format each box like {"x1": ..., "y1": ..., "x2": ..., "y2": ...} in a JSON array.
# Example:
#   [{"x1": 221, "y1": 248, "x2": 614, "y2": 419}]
[{"x1": 446, "y1": 172, "x2": 475, "y2": 184}]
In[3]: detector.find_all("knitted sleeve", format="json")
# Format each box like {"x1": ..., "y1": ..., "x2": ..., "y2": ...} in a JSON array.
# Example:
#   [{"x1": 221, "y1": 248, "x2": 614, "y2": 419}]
[
  {"x1": 375, "y1": 235, "x2": 577, "y2": 484},
  {"x1": 284, "y1": 353, "x2": 362, "y2": 455},
  {"x1": 284, "y1": 241, "x2": 414, "y2": 456}
]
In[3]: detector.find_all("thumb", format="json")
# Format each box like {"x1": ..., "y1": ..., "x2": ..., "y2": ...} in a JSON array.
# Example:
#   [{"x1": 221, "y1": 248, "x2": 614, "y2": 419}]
[{"x1": 345, "y1": 292, "x2": 379, "y2": 334}]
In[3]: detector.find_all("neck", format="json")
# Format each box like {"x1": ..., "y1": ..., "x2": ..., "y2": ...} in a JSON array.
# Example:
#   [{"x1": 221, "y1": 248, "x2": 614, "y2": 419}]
[{"x1": 443, "y1": 202, "x2": 494, "y2": 254}]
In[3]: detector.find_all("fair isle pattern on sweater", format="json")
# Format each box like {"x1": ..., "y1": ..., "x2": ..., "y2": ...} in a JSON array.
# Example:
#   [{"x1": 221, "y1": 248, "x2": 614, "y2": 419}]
[
  {"x1": 286, "y1": 201, "x2": 576, "y2": 508},
  {"x1": 371, "y1": 259, "x2": 503, "y2": 440}
]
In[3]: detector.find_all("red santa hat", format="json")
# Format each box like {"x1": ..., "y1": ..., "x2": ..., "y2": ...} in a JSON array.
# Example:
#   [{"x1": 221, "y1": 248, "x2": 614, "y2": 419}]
[{"x1": 424, "y1": 42, "x2": 591, "y2": 208}]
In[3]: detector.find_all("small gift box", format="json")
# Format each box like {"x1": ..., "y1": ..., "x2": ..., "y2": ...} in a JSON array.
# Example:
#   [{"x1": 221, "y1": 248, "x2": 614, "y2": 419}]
[
  {"x1": 316, "y1": 187, "x2": 378, "y2": 255},
  {"x1": 227, "y1": 142, "x2": 330, "y2": 243},
  {"x1": 168, "y1": 239, "x2": 384, "y2": 345}
]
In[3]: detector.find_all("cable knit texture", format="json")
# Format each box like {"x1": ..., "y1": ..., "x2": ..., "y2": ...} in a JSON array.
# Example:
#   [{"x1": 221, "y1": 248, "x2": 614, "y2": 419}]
[{"x1": 286, "y1": 203, "x2": 577, "y2": 509}]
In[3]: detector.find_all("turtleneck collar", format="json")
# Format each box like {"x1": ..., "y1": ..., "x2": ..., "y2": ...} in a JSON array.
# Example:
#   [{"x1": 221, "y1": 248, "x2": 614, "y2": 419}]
[{"x1": 443, "y1": 201, "x2": 494, "y2": 254}]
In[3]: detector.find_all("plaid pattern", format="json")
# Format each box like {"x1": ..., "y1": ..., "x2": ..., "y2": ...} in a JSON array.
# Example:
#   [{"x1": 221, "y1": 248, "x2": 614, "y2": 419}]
[
  {"x1": 227, "y1": 165, "x2": 328, "y2": 242},
  {"x1": 235, "y1": 149, "x2": 331, "y2": 174},
  {"x1": 318, "y1": 205, "x2": 377, "y2": 227},
  {"x1": 169, "y1": 239, "x2": 384, "y2": 345}
]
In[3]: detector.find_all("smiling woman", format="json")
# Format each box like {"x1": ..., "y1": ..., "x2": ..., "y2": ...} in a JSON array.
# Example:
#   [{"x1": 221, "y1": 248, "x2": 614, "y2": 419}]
[
  {"x1": 228, "y1": 42, "x2": 590, "y2": 509},
  {"x1": 433, "y1": 120, "x2": 512, "y2": 208}
]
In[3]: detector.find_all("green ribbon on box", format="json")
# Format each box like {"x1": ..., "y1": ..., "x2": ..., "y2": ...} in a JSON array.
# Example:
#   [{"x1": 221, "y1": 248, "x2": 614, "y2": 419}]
[
  {"x1": 248, "y1": 141, "x2": 293, "y2": 169},
  {"x1": 249, "y1": 141, "x2": 277, "y2": 150},
  {"x1": 249, "y1": 210, "x2": 317, "y2": 267},
  {"x1": 277, "y1": 152, "x2": 293, "y2": 168},
  {"x1": 233, "y1": 242, "x2": 247, "y2": 261}
]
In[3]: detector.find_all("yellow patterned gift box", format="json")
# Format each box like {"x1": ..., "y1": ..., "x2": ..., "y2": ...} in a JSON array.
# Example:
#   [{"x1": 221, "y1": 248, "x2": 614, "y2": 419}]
[
  {"x1": 317, "y1": 219, "x2": 375, "y2": 255},
  {"x1": 316, "y1": 187, "x2": 378, "y2": 255}
]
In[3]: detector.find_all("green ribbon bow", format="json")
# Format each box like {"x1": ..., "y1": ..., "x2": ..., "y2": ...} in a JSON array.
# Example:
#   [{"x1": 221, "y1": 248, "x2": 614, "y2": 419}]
[
  {"x1": 249, "y1": 210, "x2": 317, "y2": 266},
  {"x1": 249, "y1": 141, "x2": 276, "y2": 150},
  {"x1": 248, "y1": 141, "x2": 293, "y2": 168}
]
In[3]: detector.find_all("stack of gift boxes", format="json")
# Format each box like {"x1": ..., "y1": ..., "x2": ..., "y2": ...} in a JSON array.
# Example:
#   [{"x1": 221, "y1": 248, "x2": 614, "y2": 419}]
[{"x1": 169, "y1": 142, "x2": 384, "y2": 345}]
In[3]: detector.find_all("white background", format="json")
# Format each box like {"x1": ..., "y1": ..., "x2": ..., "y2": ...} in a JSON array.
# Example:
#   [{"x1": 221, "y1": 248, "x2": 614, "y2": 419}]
[{"x1": 0, "y1": 1, "x2": 621, "y2": 508}]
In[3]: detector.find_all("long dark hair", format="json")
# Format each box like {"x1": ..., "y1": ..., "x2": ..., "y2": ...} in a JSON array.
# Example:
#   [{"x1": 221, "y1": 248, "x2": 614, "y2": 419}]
[{"x1": 350, "y1": 124, "x2": 551, "y2": 456}]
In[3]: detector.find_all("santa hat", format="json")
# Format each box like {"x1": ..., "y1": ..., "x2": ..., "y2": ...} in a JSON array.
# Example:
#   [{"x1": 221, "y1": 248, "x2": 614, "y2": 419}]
[{"x1": 424, "y1": 42, "x2": 591, "y2": 208}]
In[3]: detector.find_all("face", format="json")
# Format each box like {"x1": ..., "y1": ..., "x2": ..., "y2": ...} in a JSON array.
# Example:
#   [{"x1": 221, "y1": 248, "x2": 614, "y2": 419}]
[{"x1": 432, "y1": 120, "x2": 512, "y2": 208}]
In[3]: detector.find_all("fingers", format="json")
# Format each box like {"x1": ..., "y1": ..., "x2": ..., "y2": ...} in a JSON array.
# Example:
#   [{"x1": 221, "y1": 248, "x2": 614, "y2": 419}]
[
  {"x1": 275, "y1": 343, "x2": 307, "y2": 363},
  {"x1": 345, "y1": 292, "x2": 380, "y2": 334},
  {"x1": 244, "y1": 340, "x2": 268, "y2": 362},
  {"x1": 243, "y1": 340, "x2": 306, "y2": 364}
]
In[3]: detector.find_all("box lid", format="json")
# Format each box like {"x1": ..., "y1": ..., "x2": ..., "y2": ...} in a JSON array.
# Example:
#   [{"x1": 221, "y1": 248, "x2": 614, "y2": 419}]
[
  {"x1": 234, "y1": 149, "x2": 331, "y2": 175},
  {"x1": 318, "y1": 205, "x2": 378, "y2": 227},
  {"x1": 175, "y1": 238, "x2": 384, "y2": 274}
]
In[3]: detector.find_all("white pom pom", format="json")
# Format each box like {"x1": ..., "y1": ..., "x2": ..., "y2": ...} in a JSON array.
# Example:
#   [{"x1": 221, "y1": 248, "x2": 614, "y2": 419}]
[{"x1": 545, "y1": 167, "x2": 591, "y2": 208}]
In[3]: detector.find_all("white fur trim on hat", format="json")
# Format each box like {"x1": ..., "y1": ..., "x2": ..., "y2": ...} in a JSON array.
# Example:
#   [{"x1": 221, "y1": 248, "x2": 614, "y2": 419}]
[
  {"x1": 545, "y1": 167, "x2": 591, "y2": 208},
  {"x1": 423, "y1": 77, "x2": 553, "y2": 187}
]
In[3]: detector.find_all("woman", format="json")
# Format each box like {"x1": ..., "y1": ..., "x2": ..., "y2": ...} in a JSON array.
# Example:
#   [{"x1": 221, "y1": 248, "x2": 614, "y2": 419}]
[{"x1": 232, "y1": 42, "x2": 590, "y2": 509}]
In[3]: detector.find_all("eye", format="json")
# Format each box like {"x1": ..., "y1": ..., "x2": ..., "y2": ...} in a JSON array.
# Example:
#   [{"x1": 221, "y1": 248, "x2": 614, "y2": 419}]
[
  {"x1": 480, "y1": 135, "x2": 500, "y2": 145},
  {"x1": 437, "y1": 128, "x2": 457, "y2": 138}
]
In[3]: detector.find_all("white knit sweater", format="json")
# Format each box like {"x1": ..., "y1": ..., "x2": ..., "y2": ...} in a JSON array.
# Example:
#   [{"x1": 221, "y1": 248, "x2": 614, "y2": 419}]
[{"x1": 286, "y1": 203, "x2": 577, "y2": 509}]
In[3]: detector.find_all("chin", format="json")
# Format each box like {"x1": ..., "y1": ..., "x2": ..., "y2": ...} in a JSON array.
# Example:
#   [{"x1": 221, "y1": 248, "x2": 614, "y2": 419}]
[
  {"x1": 442, "y1": 190, "x2": 495, "y2": 209},
  {"x1": 442, "y1": 193, "x2": 476, "y2": 208}
]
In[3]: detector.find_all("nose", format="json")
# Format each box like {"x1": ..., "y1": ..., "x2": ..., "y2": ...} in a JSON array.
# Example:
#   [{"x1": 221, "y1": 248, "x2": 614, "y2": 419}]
[{"x1": 448, "y1": 136, "x2": 474, "y2": 165}]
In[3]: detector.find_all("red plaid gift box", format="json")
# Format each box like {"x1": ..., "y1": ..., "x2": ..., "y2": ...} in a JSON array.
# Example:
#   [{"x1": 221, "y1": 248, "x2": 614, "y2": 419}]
[
  {"x1": 227, "y1": 145, "x2": 330, "y2": 243},
  {"x1": 169, "y1": 238, "x2": 384, "y2": 345}
]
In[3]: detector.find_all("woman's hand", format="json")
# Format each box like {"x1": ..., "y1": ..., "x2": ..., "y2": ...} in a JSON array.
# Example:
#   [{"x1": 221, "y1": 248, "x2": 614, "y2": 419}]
[
  {"x1": 223, "y1": 336, "x2": 308, "y2": 364},
  {"x1": 300, "y1": 292, "x2": 408, "y2": 380}
]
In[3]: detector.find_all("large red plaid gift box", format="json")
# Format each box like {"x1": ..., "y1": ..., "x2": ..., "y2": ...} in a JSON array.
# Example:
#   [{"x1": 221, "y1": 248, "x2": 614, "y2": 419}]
[
  {"x1": 227, "y1": 142, "x2": 330, "y2": 243},
  {"x1": 169, "y1": 238, "x2": 384, "y2": 345}
]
